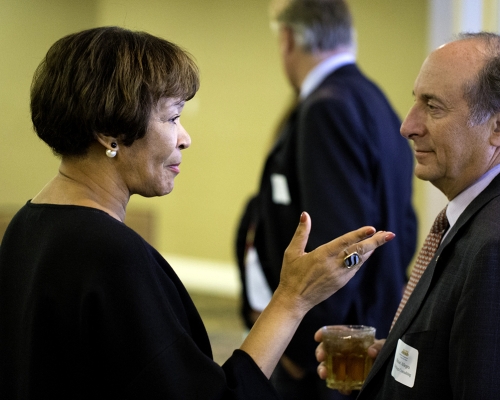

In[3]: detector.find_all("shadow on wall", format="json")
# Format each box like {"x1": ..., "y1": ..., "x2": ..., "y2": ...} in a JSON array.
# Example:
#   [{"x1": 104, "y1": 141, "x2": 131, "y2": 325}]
[{"x1": 123, "y1": 208, "x2": 157, "y2": 247}]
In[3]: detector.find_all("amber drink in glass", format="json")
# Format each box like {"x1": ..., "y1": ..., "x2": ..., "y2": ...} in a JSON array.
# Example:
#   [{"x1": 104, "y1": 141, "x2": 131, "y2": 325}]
[{"x1": 322, "y1": 325, "x2": 376, "y2": 391}]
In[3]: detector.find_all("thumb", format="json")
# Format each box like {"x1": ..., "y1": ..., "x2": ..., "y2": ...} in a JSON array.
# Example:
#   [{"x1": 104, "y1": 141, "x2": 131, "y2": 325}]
[{"x1": 284, "y1": 212, "x2": 311, "y2": 260}]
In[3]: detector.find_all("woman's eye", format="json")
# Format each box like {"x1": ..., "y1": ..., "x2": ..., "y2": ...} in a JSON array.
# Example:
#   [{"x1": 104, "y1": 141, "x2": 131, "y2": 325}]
[{"x1": 169, "y1": 115, "x2": 180, "y2": 123}]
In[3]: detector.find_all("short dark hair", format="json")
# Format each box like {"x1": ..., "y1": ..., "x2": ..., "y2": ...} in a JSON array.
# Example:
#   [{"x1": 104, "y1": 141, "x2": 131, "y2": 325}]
[
  {"x1": 30, "y1": 26, "x2": 200, "y2": 156},
  {"x1": 459, "y1": 32, "x2": 500, "y2": 126},
  {"x1": 273, "y1": 0, "x2": 353, "y2": 53}
]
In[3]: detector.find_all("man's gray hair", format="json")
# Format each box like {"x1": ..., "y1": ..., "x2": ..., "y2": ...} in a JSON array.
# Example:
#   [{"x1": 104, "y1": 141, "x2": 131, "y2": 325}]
[
  {"x1": 459, "y1": 32, "x2": 500, "y2": 126},
  {"x1": 272, "y1": 0, "x2": 354, "y2": 53}
]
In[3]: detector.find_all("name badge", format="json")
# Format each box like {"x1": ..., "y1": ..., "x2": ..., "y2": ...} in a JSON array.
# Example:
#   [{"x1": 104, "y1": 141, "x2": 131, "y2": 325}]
[
  {"x1": 270, "y1": 174, "x2": 291, "y2": 205},
  {"x1": 391, "y1": 339, "x2": 419, "y2": 388}
]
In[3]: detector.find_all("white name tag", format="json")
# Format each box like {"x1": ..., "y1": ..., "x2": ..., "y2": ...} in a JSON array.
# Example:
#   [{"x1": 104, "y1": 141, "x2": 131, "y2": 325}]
[
  {"x1": 391, "y1": 339, "x2": 419, "y2": 388},
  {"x1": 270, "y1": 174, "x2": 291, "y2": 205}
]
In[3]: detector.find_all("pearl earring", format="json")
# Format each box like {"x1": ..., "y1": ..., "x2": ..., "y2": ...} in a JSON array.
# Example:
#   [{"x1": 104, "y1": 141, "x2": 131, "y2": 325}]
[{"x1": 106, "y1": 142, "x2": 118, "y2": 158}]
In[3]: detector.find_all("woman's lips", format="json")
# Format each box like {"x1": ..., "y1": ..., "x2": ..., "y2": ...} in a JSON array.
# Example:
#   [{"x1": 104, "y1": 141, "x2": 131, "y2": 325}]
[{"x1": 167, "y1": 163, "x2": 180, "y2": 174}]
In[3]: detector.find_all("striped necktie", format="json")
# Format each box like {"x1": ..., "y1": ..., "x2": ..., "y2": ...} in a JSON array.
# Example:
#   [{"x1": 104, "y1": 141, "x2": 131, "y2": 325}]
[{"x1": 391, "y1": 206, "x2": 449, "y2": 329}]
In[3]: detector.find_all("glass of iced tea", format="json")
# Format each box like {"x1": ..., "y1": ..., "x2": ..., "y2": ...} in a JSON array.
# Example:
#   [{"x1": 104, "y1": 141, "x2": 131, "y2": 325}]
[{"x1": 322, "y1": 325, "x2": 376, "y2": 391}]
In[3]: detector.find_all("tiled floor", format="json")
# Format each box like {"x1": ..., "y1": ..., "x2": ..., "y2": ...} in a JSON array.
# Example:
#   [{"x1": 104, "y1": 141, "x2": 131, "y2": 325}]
[{"x1": 190, "y1": 291, "x2": 248, "y2": 364}]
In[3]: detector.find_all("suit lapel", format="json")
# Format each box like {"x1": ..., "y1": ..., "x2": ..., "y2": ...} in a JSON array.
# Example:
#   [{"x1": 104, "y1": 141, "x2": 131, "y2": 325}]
[{"x1": 362, "y1": 173, "x2": 500, "y2": 390}]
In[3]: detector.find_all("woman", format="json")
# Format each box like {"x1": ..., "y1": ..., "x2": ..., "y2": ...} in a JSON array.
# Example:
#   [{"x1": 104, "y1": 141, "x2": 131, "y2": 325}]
[{"x1": 0, "y1": 27, "x2": 393, "y2": 399}]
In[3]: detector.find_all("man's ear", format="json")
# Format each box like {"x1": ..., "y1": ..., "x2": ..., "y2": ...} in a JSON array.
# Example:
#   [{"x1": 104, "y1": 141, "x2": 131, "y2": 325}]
[
  {"x1": 490, "y1": 113, "x2": 500, "y2": 147},
  {"x1": 280, "y1": 26, "x2": 295, "y2": 54}
]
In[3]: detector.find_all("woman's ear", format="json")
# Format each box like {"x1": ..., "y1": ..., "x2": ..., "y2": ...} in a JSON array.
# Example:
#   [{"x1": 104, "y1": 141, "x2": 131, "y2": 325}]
[
  {"x1": 95, "y1": 133, "x2": 119, "y2": 151},
  {"x1": 95, "y1": 133, "x2": 119, "y2": 158}
]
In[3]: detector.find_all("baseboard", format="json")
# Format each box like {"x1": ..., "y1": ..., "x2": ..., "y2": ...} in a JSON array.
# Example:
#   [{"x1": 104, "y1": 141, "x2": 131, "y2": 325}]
[{"x1": 161, "y1": 253, "x2": 241, "y2": 298}]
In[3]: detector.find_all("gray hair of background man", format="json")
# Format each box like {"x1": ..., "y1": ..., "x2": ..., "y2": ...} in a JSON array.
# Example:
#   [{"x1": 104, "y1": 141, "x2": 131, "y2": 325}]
[
  {"x1": 271, "y1": 0, "x2": 354, "y2": 53},
  {"x1": 459, "y1": 32, "x2": 500, "y2": 126}
]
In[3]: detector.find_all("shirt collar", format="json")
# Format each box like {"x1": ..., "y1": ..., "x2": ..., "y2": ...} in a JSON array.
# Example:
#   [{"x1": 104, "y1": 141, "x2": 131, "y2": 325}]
[
  {"x1": 446, "y1": 164, "x2": 500, "y2": 231},
  {"x1": 299, "y1": 52, "x2": 356, "y2": 100}
]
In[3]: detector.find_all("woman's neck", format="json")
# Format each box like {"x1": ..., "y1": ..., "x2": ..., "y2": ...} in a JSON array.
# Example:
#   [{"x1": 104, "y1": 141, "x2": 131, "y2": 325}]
[{"x1": 31, "y1": 157, "x2": 129, "y2": 222}]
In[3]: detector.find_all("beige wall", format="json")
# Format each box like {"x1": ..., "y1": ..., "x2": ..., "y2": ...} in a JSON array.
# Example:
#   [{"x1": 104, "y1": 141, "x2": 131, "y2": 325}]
[
  {"x1": 0, "y1": 1, "x2": 99, "y2": 206},
  {"x1": 0, "y1": 0, "x2": 428, "y2": 263}
]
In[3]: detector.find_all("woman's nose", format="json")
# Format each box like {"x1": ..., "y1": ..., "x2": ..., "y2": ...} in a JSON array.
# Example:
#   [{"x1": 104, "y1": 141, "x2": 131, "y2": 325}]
[{"x1": 178, "y1": 124, "x2": 191, "y2": 150}]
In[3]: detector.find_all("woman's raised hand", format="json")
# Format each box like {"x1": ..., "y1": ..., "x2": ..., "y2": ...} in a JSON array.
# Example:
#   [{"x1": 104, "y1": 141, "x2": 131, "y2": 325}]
[
  {"x1": 239, "y1": 211, "x2": 394, "y2": 378},
  {"x1": 275, "y1": 212, "x2": 395, "y2": 315}
]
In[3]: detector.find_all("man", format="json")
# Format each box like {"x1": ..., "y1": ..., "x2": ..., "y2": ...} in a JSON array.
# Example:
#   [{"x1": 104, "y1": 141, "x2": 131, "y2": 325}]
[
  {"x1": 320, "y1": 32, "x2": 500, "y2": 399},
  {"x1": 235, "y1": 0, "x2": 416, "y2": 398}
]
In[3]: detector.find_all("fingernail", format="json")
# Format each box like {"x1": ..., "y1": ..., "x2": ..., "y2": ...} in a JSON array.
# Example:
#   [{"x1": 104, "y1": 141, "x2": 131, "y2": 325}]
[
  {"x1": 385, "y1": 232, "x2": 396, "y2": 241},
  {"x1": 300, "y1": 212, "x2": 306, "y2": 223}
]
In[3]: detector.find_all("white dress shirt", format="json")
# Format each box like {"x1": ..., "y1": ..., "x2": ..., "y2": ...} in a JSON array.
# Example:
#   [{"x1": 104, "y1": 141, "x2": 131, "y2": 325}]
[{"x1": 444, "y1": 164, "x2": 500, "y2": 240}]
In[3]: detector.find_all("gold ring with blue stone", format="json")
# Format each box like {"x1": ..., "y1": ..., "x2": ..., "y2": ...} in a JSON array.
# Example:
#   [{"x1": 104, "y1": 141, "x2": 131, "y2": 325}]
[{"x1": 343, "y1": 252, "x2": 360, "y2": 268}]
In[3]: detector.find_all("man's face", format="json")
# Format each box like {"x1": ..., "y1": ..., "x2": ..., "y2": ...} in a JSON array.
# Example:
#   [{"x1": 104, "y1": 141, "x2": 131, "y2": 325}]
[{"x1": 400, "y1": 40, "x2": 496, "y2": 200}]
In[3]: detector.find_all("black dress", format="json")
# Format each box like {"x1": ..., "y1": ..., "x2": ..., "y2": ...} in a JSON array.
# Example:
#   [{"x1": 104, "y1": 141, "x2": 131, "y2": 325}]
[{"x1": 0, "y1": 202, "x2": 279, "y2": 399}]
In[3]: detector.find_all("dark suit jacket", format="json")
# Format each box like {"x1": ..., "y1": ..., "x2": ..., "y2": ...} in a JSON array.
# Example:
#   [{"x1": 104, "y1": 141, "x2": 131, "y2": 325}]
[
  {"x1": 358, "y1": 173, "x2": 500, "y2": 399},
  {"x1": 239, "y1": 64, "x2": 417, "y2": 373}
]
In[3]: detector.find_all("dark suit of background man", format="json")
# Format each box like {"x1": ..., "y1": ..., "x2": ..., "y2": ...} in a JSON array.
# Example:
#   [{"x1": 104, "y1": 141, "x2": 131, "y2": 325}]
[
  {"x1": 235, "y1": 0, "x2": 417, "y2": 399},
  {"x1": 355, "y1": 32, "x2": 500, "y2": 399}
]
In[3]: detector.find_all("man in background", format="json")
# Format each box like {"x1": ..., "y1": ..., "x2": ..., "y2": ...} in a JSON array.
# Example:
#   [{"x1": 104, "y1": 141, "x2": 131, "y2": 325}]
[
  {"x1": 235, "y1": 0, "x2": 417, "y2": 398},
  {"x1": 353, "y1": 31, "x2": 500, "y2": 399}
]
